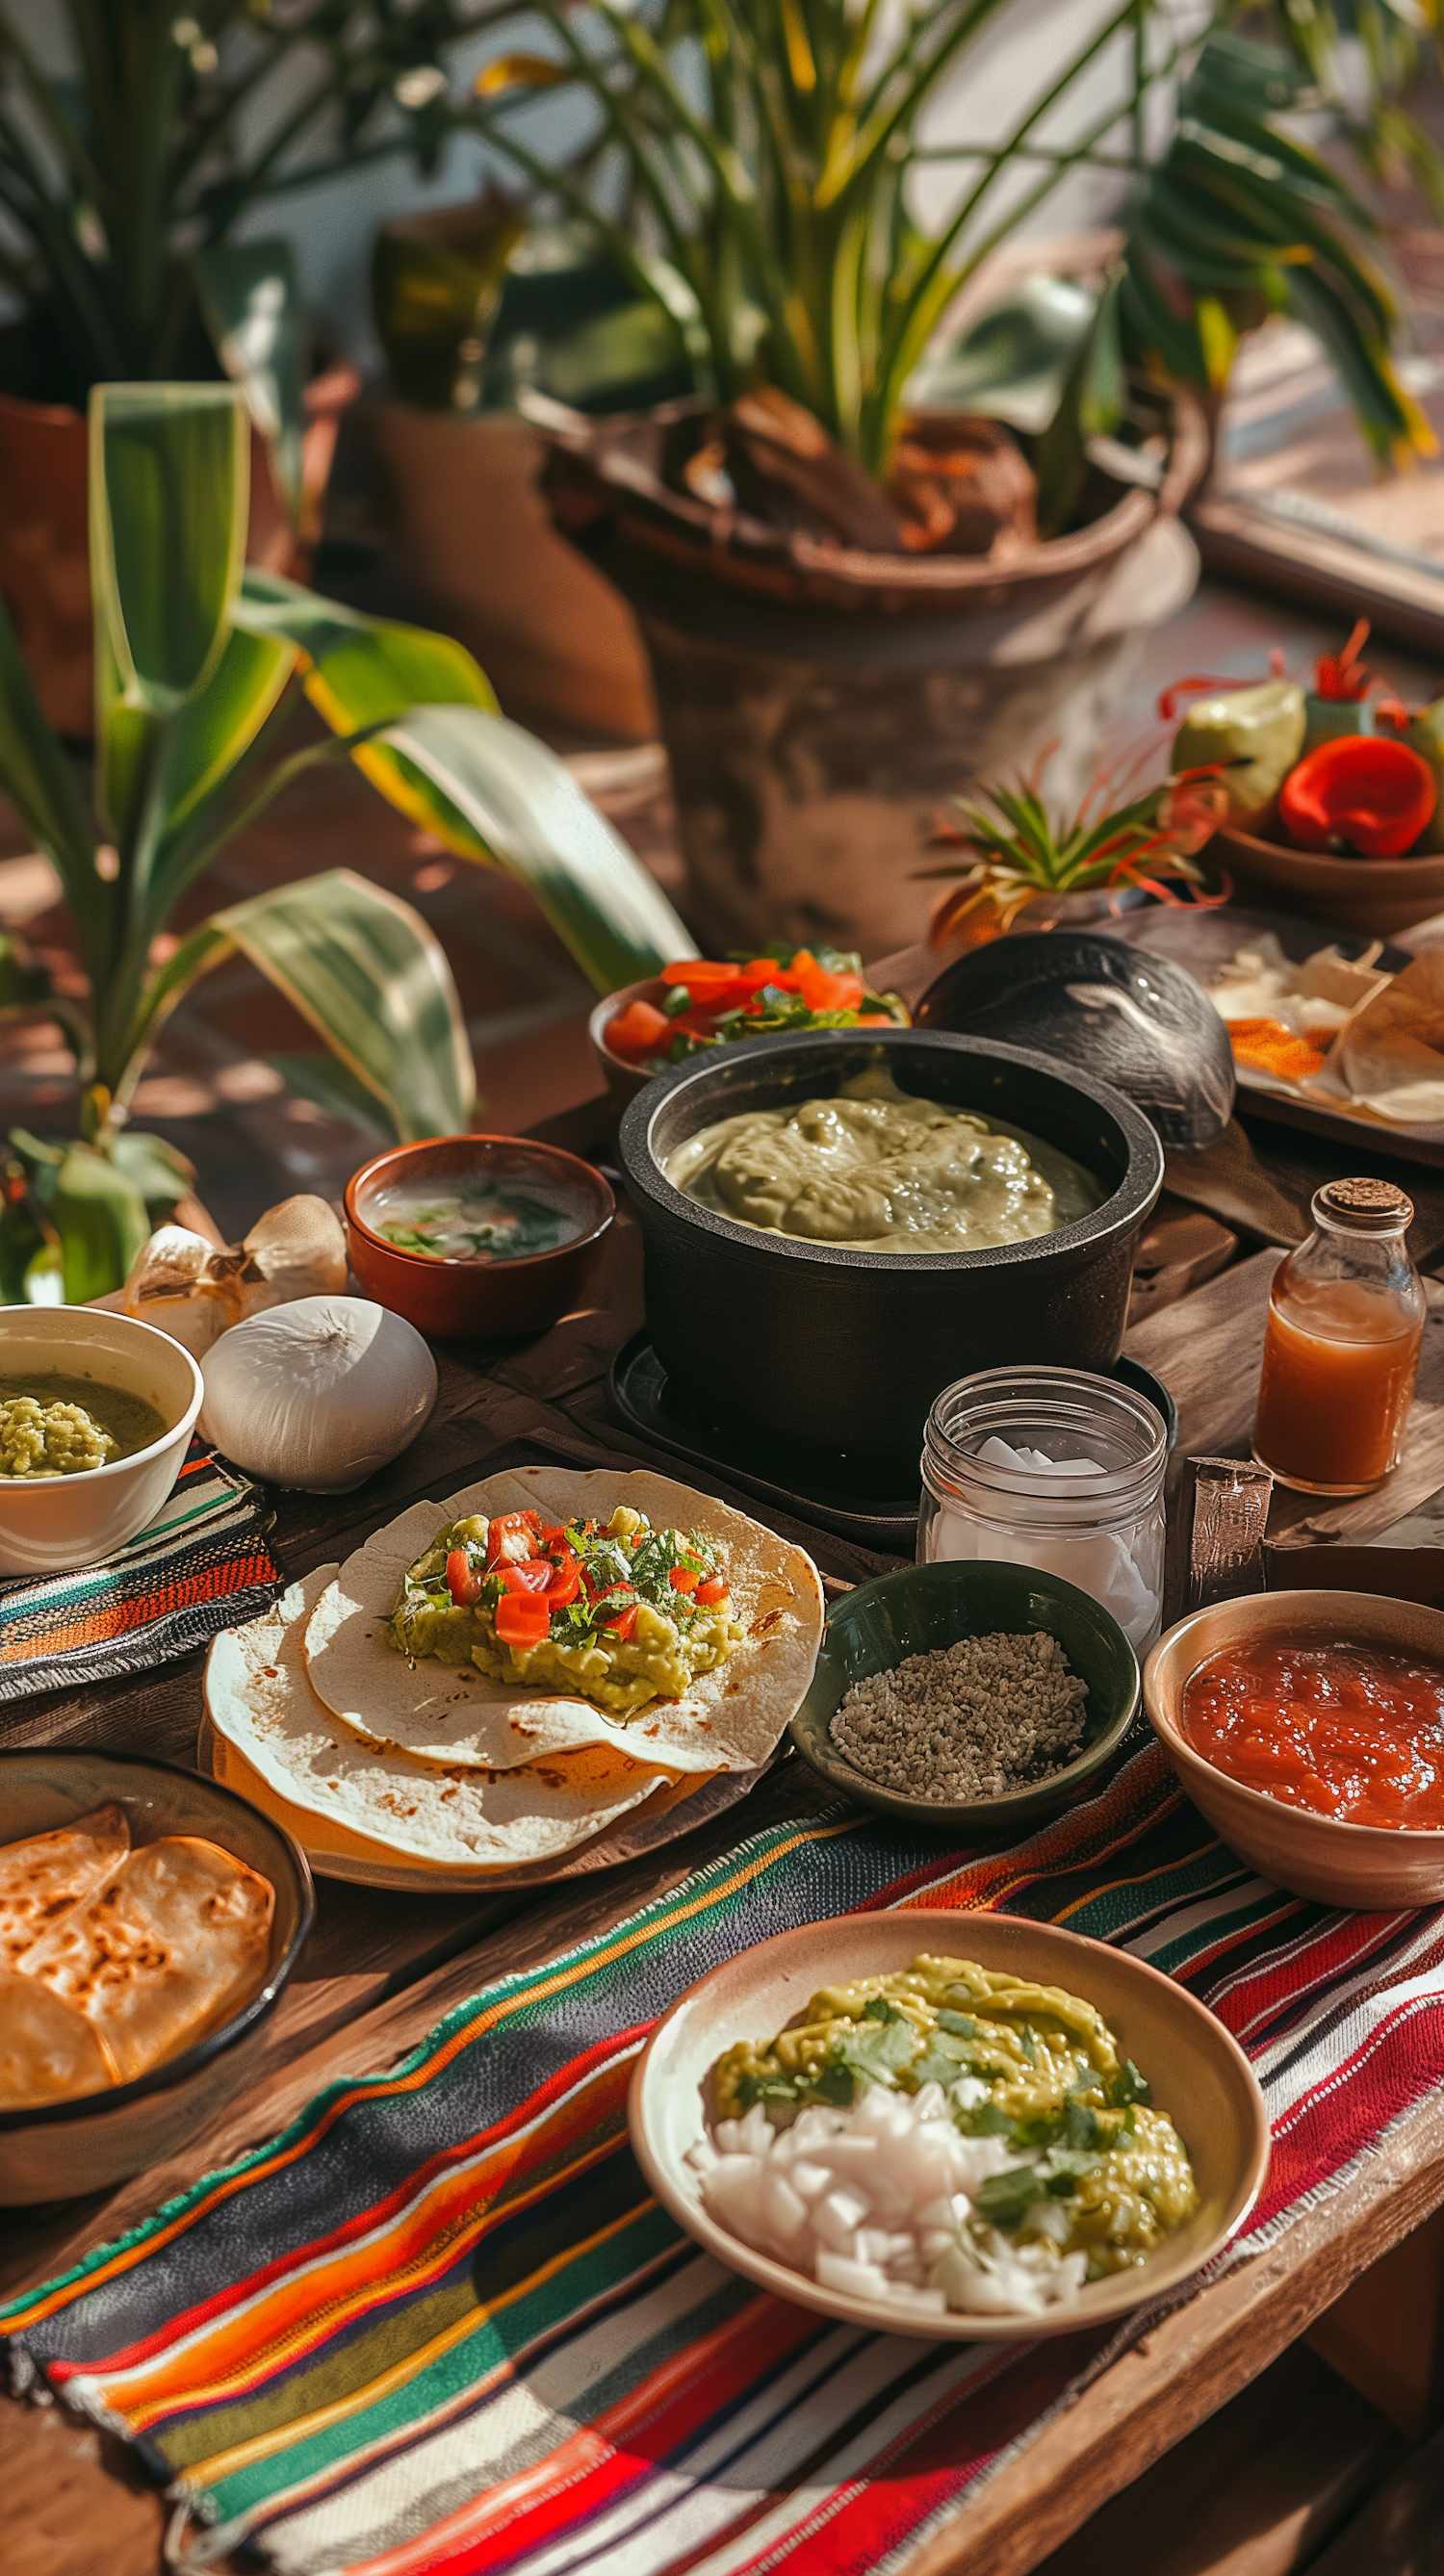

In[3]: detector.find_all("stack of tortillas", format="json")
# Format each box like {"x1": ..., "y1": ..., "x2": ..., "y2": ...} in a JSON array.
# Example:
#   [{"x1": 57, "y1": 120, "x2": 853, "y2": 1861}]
[{"x1": 203, "y1": 1465, "x2": 824, "y2": 1888}]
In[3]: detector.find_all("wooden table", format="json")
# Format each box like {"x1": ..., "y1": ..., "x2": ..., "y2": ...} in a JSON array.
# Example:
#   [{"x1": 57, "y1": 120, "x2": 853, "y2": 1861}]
[{"x1": 8, "y1": 1090, "x2": 1444, "y2": 2576}]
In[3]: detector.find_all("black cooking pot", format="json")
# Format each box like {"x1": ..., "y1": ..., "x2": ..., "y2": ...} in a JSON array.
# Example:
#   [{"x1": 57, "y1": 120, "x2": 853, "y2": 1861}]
[{"x1": 618, "y1": 1029, "x2": 1164, "y2": 1472}]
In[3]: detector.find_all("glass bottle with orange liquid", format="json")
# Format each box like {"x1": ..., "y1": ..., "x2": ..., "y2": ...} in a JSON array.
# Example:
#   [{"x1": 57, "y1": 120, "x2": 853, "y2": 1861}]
[{"x1": 1253, "y1": 1178, "x2": 1425, "y2": 1494}]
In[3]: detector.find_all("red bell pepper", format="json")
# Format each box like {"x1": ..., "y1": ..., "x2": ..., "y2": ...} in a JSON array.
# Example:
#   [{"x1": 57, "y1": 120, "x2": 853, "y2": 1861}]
[
  {"x1": 606, "y1": 998, "x2": 674, "y2": 1061},
  {"x1": 669, "y1": 1563, "x2": 700, "y2": 1593},
  {"x1": 495, "y1": 1590, "x2": 550, "y2": 1650},
  {"x1": 695, "y1": 1575, "x2": 730, "y2": 1606},
  {"x1": 600, "y1": 1601, "x2": 639, "y2": 1640},
  {"x1": 1279, "y1": 734, "x2": 1436, "y2": 858},
  {"x1": 445, "y1": 1548, "x2": 484, "y2": 1608}
]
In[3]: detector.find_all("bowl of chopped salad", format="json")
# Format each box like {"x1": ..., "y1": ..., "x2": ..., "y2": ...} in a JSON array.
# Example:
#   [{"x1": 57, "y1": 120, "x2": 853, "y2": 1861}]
[{"x1": 590, "y1": 944, "x2": 909, "y2": 1105}]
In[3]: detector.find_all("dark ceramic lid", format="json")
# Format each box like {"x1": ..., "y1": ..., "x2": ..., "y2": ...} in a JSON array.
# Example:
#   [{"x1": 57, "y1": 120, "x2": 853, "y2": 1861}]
[{"x1": 915, "y1": 931, "x2": 1235, "y2": 1149}]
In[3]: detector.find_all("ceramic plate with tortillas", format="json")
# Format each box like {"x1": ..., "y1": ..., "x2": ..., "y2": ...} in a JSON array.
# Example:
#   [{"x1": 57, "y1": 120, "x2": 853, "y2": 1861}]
[{"x1": 203, "y1": 1465, "x2": 823, "y2": 1890}]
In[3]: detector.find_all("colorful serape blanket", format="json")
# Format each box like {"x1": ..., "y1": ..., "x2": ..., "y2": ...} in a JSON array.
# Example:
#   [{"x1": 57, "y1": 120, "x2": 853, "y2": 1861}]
[
  {"x1": 7, "y1": 1735, "x2": 1444, "y2": 2576},
  {"x1": 0, "y1": 1440, "x2": 281, "y2": 1701}
]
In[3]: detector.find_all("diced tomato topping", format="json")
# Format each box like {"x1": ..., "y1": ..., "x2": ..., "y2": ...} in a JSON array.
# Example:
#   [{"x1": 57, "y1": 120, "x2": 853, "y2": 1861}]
[
  {"x1": 446, "y1": 1548, "x2": 484, "y2": 1608},
  {"x1": 669, "y1": 1564, "x2": 701, "y2": 1592},
  {"x1": 495, "y1": 1590, "x2": 550, "y2": 1649},
  {"x1": 498, "y1": 1558, "x2": 552, "y2": 1597},
  {"x1": 792, "y1": 952, "x2": 864, "y2": 1011},
  {"x1": 545, "y1": 1547, "x2": 581, "y2": 1608},
  {"x1": 485, "y1": 1509, "x2": 541, "y2": 1568},
  {"x1": 600, "y1": 1601, "x2": 639, "y2": 1640},
  {"x1": 606, "y1": 998, "x2": 674, "y2": 1061},
  {"x1": 695, "y1": 1575, "x2": 729, "y2": 1606},
  {"x1": 537, "y1": 1523, "x2": 568, "y2": 1546}
]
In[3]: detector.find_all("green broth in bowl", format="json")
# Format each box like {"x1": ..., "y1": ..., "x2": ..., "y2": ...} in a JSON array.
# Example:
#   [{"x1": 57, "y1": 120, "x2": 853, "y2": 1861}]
[
  {"x1": 0, "y1": 1373, "x2": 169, "y2": 1477},
  {"x1": 364, "y1": 1178, "x2": 579, "y2": 1266}
]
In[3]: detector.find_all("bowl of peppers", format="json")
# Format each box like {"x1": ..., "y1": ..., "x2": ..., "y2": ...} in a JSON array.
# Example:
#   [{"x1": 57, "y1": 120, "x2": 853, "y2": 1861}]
[
  {"x1": 590, "y1": 942, "x2": 909, "y2": 1105},
  {"x1": 1171, "y1": 622, "x2": 1444, "y2": 936}
]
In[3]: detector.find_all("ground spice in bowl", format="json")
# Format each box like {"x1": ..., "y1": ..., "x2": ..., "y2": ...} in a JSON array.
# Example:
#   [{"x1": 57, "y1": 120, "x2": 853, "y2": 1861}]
[{"x1": 828, "y1": 1629, "x2": 1089, "y2": 1803}]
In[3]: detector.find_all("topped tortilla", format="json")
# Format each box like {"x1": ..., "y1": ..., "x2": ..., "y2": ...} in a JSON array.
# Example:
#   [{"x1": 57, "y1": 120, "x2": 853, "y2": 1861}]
[{"x1": 303, "y1": 1465, "x2": 823, "y2": 1775}]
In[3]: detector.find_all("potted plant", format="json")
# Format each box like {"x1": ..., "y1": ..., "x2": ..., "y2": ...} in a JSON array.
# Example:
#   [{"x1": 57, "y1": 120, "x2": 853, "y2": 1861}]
[
  {"x1": 0, "y1": 382, "x2": 692, "y2": 1305},
  {"x1": 457, "y1": 6, "x2": 1435, "y2": 954},
  {"x1": 0, "y1": 0, "x2": 490, "y2": 733}
]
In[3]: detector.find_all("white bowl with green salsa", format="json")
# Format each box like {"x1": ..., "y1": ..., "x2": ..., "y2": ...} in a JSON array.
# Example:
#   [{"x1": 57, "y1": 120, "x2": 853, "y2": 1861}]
[{"x1": 0, "y1": 1308, "x2": 203, "y2": 1574}]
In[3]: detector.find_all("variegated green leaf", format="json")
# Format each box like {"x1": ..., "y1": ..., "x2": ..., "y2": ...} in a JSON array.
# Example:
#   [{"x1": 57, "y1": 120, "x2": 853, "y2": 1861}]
[{"x1": 196, "y1": 238, "x2": 307, "y2": 521}]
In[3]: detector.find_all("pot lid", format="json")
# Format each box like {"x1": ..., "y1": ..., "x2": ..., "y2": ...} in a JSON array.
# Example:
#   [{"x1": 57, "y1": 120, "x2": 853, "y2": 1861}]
[{"x1": 915, "y1": 931, "x2": 1235, "y2": 1149}]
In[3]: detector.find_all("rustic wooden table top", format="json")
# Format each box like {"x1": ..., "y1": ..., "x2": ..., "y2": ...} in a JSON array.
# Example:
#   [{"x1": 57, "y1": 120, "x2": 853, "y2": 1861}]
[{"x1": 8, "y1": 1071, "x2": 1444, "y2": 2576}]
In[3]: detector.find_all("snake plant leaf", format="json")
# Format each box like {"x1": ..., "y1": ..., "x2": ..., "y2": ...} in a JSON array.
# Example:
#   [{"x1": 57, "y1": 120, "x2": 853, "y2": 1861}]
[
  {"x1": 90, "y1": 383, "x2": 247, "y2": 708},
  {"x1": 0, "y1": 587, "x2": 97, "y2": 932},
  {"x1": 195, "y1": 238, "x2": 307, "y2": 521},
  {"x1": 376, "y1": 702, "x2": 695, "y2": 991},
  {"x1": 233, "y1": 570, "x2": 696, "y2": 987},
  {"x1": 125, "y1": 869, "x2": 475, "y2": 1144}
]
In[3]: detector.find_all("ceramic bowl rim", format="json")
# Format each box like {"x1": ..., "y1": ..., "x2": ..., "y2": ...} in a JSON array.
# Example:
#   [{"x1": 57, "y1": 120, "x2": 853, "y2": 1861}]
[
  {"x1": 618, "y1": 1027, "x2": 1165, "y2": 1275},
  {"x1": 0, "y1": 1746, "x2": 316, "y2": 2129},
  {"x1": 1144, "y1": 1589, "x2": 1444, "y2": 1849},
  {"x1": 345, "y1": 1132, "x2": 616, "y2": 1276},
  {"x1": 629, "y1": 1906, "x2": 1271, "y2": 2341},
  {"x1": 588, "y1": 976, "x2": 667, "y2": 1074},
  {"x1": 787, "y1": 1558, "x2": 1141, "y2": 1825},
  {"x1": 0, "y1": 1306, "x2": 203, "y2": 1488},
  {"x1": 1217, "y1": 820, "x2": 1444, "y2": 886}
]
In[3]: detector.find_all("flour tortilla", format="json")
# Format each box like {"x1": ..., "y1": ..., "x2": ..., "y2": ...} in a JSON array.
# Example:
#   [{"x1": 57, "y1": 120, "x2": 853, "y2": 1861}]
[
  {"x1": 21, "y1": 1834, "x2": 274, "y2": 2083},
  {"x1": 0, "y1": 1802, "x2": 131, "y2": 1973},
  {"x1": 206, "y1": 1568, "x2": 678, "y2": 1869},
  {"x1": 0, "y1": 1972, "x2": 117, "y2": 2106},
  {"x1": 302, "y1": 1466, "x2": 824, "y2": 1775}
]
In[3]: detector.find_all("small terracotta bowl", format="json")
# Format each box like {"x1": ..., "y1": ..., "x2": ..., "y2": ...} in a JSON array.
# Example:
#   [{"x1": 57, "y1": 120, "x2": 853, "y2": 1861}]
[
  {"x1": 345, "y1": 1134, "x2": 614, "y2": 1340},
  {"x1": 1144, "y1": 1589, "x2": 1444, "y2": 1909},
  {"x1": 589, "y1": 976, "x2": 670, "y2": 1108},
  {"x1": 1215, "y1": 821, "x2": 1444, "y2": 938}
]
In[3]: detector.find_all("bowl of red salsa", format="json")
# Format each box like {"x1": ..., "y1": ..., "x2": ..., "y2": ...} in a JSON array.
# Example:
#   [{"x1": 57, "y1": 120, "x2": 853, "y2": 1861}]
[
  {"x1": 590, "y1": 946, "x2": 908, "y2": 1107},
  {"x1": 1144, "y1": 1591, "x2": 1444, "y2": 1908}
]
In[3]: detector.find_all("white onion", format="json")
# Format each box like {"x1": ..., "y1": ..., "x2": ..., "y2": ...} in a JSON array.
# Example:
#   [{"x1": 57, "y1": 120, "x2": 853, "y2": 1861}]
[
  {"x1": 199, "y1": 1296, "x2": 436, "y2": 1491},
  {"x1": 692, "y1": 2085, "x2": 1089, "y2": 2321}
]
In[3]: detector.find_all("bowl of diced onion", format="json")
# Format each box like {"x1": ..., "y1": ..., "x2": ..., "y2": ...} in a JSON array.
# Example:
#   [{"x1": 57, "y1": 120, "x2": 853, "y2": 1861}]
[{"x1": 630, "y1": 1908, "x2": 1269, "y2": 2341}]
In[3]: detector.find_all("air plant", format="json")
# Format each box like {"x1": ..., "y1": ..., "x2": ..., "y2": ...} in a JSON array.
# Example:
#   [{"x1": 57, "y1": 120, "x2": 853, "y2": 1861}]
[{"x1": 920, "y1": 753, "x2": 1232, "y2": 950}]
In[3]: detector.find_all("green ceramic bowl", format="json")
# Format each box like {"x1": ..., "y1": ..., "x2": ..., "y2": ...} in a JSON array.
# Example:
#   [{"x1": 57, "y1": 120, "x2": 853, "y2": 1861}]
[{"x1": 787, "y1": 1558, "x2": 1141, "y2": 1835}]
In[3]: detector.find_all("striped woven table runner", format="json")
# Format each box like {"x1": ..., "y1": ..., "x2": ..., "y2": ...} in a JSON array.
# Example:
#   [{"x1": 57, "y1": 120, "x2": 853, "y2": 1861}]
[
  {"x1": 7, "y1": 1735, "x2": 1443, "y2": 2576},
  {"x1": 0, "y1": 1441, "x2": 281, "y2": 1700}
]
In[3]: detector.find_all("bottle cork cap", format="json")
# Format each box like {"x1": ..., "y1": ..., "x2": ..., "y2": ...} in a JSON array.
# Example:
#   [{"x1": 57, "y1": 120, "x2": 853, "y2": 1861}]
[{"x1": 1317, "y1": 1176, "x2": 1413, "y2": 1228}]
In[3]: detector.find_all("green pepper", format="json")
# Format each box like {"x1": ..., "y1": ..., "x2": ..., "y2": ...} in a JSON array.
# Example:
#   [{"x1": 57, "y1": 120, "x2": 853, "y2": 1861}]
[
  {"x1": 1173, "y1": 679, "x2": 1306, "y2": 827},
  {"x1": 1408, "y1": 701, "x2": 1444, "y2": 852},
  {"x1": 1303, "y1": 695, "x2": 1375, "y2": 757}
]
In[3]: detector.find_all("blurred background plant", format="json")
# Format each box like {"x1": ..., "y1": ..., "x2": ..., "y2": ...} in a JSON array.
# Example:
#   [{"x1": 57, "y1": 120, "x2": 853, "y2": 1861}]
[
  {"x1": 449, "y1": 0, "x2": 1444, "y2": 515},
  {"x1": 0, "y1": 379, "x2": 690, "y2": 1304}
]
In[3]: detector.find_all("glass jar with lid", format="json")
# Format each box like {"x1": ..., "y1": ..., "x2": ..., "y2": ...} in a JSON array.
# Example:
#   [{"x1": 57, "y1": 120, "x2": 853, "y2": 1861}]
[
  {"x1": 918, "y1": 1367, "x2": 1170, "y2": 1654},
  {"x1": 1253, "y1": 1176, "x2": 1425, "y2": 1495}
]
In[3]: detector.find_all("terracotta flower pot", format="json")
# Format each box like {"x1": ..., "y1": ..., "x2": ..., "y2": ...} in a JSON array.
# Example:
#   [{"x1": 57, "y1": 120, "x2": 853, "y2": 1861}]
[
  {"x1": 538, "y1": 391, "x2": 1208, "y2": 958},
  {"x1": 0, "y1": 371, "x2": 358, "y2": 739},
  {"x1": 1214, "y1": 819, "x2": 1444, "y2": 938}
]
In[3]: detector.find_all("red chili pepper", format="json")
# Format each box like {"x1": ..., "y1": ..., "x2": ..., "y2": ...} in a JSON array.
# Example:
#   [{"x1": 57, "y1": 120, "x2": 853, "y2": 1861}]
[
  {"x1": 1278, "y1": 734, "x2": 1436, "y2": 858},
  {"x1": 445, "y1": 1549, "x2": 484, "y2": 1608},
  {"x1": 1313, "y1": 618, "x2": 1373, "y2": 703},
  {"x1": 606, "y1": 998, "x2": 673, "y2": 1061},
  {"x1": 495, "y1": 1590, "x2": 550, "y2": 1650},
  {"x1": 695, "y1": 1576, "x2": 729, "y2": 1606},
  {"x1": 485, "y1": 1509, "x2": 541, "y2": 1568},
  {"x1": 669, "y1": 1564, "x2": 701, "y2": 1593}
]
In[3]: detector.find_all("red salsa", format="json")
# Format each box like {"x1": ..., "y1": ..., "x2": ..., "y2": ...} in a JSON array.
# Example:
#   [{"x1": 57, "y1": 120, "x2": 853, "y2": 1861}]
[{"x1": 1180, "y1": 1638, "x2": 1444, "y2": 1830}]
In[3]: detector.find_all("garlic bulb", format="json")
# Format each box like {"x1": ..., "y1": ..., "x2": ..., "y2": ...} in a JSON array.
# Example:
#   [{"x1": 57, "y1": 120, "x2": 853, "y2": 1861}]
[
  {"x1": 124, "y1": 1196, "x2": 348, "y2": 1355},
  {"x1": 123, "y1": 1224, "x2": 241, "y2": 1355},
  {"x1": 199, "y1": 1297, "x2": 437, "y2": 1491}
]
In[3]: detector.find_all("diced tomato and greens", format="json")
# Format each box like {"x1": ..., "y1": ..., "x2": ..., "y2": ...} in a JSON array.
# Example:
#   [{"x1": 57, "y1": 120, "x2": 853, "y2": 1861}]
[
  {"x1": 606, "y1": 943, "x2": 908, "y2": 1070},
  {"x1": 388, "y1": 1504, "x2": 736, "y2": 1705}
]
